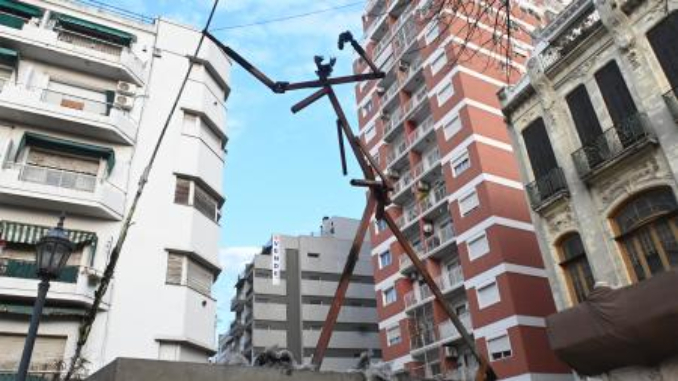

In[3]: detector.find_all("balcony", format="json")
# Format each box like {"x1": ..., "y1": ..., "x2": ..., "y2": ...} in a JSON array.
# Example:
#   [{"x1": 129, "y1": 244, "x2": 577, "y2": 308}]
[
  {"x1": 383, "y1": 107, "x2": 404, "y2": 142},
  {"x1": 525, "y1": 167, "x2": 570, "y2": 212},
  {"x1": 0, "y1": 21, "x2": 145, "y2": 85},
  {"x1": 400, "y1": 225, "x2": 456, "y2": 274},
  {"x1": 409, "y1": 313, "x2": 473, "y2": 353},
  {"x1": 663, "y1": 88, "x2": 678, "y2": 121},
  {"x1": 385, "y1": 138, "x2": 408, "y2": 169},
  {"x1": 0, "y1": 259, "x2": 110, "y2": 308},
  {"x1": 0, "y1": 83, "x2": 137, "y2": 144},
  {"x1": 0, "y1": 163, "x2": 126, "y2": 220},
  {"x1": 572, "y1": 113, "x2": 657, "y2": 182}
]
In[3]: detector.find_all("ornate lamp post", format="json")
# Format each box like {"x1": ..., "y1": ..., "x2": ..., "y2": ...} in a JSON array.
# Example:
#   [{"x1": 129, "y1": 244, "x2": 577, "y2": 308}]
[{"x1": 17, "y1": 215, "x2": 74, "y2": 381}]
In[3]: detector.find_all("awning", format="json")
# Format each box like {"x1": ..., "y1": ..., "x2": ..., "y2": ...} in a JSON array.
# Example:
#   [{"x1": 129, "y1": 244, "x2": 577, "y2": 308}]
[
  {"x1": 0, "y1": 220, "x2": 98, "y2": 248},
  {"x1": 16, "y1": 132, "x2": 116, "y2": 173},
  {"x1": 55, "y1": 14, "x2": 135, "y2": 46},
  {"x1": 0, "y1": 46, "x2": 18, "y2": 67},
  {"x1": 0, "y1": 303, "x2": 86, "y2": 317},
  {"x1": 0, "y1": 0, "x2": 43, "y2": 19}
]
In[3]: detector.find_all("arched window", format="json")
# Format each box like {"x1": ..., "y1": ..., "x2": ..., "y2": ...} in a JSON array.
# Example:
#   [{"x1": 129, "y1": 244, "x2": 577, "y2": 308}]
[
  {"x1": 613, "y1": 188, "x2": 678, "y2": 282},
  {"x1": 558, "y1": 233, "x2": 595, "y2": 304}
]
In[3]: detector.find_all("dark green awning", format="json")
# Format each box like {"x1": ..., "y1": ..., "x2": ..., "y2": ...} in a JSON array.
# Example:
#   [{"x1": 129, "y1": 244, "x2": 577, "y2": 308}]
[
  {"x1": 16, "y1": 132, "x2": 116, "y2": 173},
  {"x1": 56, "y1": 14, "x2": 135, "y2": 46},
  {"x1": 0, "y1": 46, "x2": 18, "y2": 67},
  {"x1": 0, "y1": 0, "x2": 43, "y2": 19},
  {"x1": 0, "y1": 220, "x2": 98, "y2": 248}
]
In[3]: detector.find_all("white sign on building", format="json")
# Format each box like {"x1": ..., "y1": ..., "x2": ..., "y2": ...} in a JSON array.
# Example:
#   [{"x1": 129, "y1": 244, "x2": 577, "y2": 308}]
[{"x1": 271, "y1": 235, "x2": 282, "y2": 285}]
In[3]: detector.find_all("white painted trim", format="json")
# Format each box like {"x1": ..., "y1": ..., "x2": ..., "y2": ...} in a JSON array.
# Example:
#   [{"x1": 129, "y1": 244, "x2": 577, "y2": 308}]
[
  {"x1": 371, "y1": 236, "x2": 396, "y2": 256},
  {"x1": 456, "y1": 216, "x2": 535, "y2": 244},
  {"x1": 388, "y1": 353, "x2": 413, "y2": 372},
  {"x1": 473, "y1": 315, "x2": 546, "y2": 339},
  {"x1": 439, "y1": 134, "x2": 513, "y2": 166},
  {"x1": 446, "y1": 173, "x2": 522, "y2": 205},
  {"x1": 374, "y1": 270, "x2": 404, "y2": 292},
  {"x1": 378, "y1": 310, "x2": 408, "y2": 330},
  {"x1": 465, "y1": 263, "x2": 549, "y2": 290}
]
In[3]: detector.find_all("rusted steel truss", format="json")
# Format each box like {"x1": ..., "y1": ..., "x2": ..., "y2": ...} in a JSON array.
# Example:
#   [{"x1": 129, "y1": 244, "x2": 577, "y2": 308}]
[{"x1": 207, "y1": 30, "x2": 496, "y2": 381}]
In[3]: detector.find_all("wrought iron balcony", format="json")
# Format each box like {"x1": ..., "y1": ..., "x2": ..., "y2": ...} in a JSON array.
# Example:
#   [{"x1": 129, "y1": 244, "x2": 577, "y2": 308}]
[
  {"x1": 572, "y1": 113, "x2": 656, "y2": 181},
  {"x1": 663, "y1": 87, "x2": 678, "y2": 121},
  {"x1": 525, "y1": 167, "x2": 569, "y2": 211}
]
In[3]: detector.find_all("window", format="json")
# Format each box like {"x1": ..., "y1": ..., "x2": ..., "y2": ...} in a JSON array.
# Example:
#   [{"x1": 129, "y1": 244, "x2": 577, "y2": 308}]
[
  {"x1": 451, "y1": 151, "x2": 471, "y2": 177},
  {"x1": 362, "y1": 100, "x2": 373, "y2": 117},
  {"x1": 594, "y1": 61, "x2": 638, "y2": 127},
  {"x1": 436, "y1": 81, "x2": 455, "y2": 105},
  {"x1": 431, "y1": 51, "x2": 447, "y2": 74},
  {"x1": 487, "y1": 334, "x2": 512, "y2": 361},
  {"x1": 613, "y1": 188, "x2": 678, "y2": 282},
  {"x1": 467, "y1": 232, "x2": 490, "y2": 260},
  {"x1": 174, "y1": 176, "x2": 222, "y2": 222},
  {"x1": 424, "y1": 22, "x2": 440, "y2": 44},
  {"x1": 566, "y1": 85, "x2": 604, "y2": 148},
  {"x1": 22, "y1": 148, "x2": 100, "y2": 192},
  {"x1": 383, "y1": 286, "x2": 397, "y2": 305},
  {"x1": 559, "y1": 233, "x2": 595, "y2": 304},
  {"x1": 386, "y1": 325, "x2": 402, "y2": 346},
  {"x1": 183, "y1": 112, "x2": 226, "y2": 155},
  {"x1": 0, "y1": 66, "x2": 12, "y2": 89},
  {"x1": 374, "y1": 219, "x2": 387, "y2": 234},
  {"x1": 522, "y1": 118, "x2": 558, "y2": 180},
  {"x1": 459, "y1": 190, "x2": 480, "y2": 216},
  {"x1": 0, "y1": 334, "x2": 67, "y2": 372},
  {"x1": 379, "y1": 250, "x2": 392, "y2": 268},
  {"x1": 647, "y1": 12, "x2": 678, "y2": 90},
  {"x1": 307, "y1": 252, "x2": 320, "y2": 258},
  {"x1": 364, "y1": 124, "x2": 376, "y2": 142},
  {"x1": 442, "y1": 114, "x2": 461, "y2": 140},
  {"x1": 166, "y1": 252, "x2": 215, "y2": 296},
  {"x1": 477, "y1": 281, "x2": 500, "y2": 308}
]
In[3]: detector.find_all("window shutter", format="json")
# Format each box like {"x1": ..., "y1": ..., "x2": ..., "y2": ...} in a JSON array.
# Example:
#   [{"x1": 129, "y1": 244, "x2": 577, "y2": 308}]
[
  {"x1": 647, "y1": 12, "x2": 678, "y2": 90},
  {"x1": 174, "y1": 178, "x2": 191, "y2": 205},
  {"x1": 594, "y1": 61, "x2": 638, "y2": 126},
  {"x1": 0, "y1": 334, "x2": 66, "y2": 371},
  {"x1": 566, "y1": 85, "x2": 604, "y2": 145},
  {"x1": 522, "y1": 118, "x2": 558, "y2": 178},
  {"x1": 187, "y1": 259, "x2": 213, "y2": 295},
  {"x1": 193, "y1": 183, "x2": 218, "y2": 221},
  {"x1": 166, "y1": 253, "x2": 183, "y2": 285}
]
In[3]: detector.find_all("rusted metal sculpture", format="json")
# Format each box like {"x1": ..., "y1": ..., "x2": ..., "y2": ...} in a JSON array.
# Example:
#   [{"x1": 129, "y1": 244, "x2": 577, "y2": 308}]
[{"x1": 206, "y1": 30, "x2": 497, "y2": 380}]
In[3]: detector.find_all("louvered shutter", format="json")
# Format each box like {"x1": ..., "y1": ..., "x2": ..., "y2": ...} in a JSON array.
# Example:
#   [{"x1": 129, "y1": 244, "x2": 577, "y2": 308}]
[
  {"x1": 594, "y1": 61, "x2": 638, "y2": 126},
  {"x1": 187, "y1": 259, "x2": 213, "y2": 295},
  {"x1": 566, "y1": 85, "x2": 604, "y2": 145},
  {"x1": 522, "y1": 118, "x2": 558, "y2": 178},
  {"x1": 174, "y1": 178, "x2": 190, "y2": 205},
  {"x1": 647, "y1": 12, "x2": 678, "y2": 90},
  {"x1": 0, "y1": 334, "x2": 66, "y2": 370},
  {"x1": 166, "y1": 253, "x2": 183, "y2": 285}
]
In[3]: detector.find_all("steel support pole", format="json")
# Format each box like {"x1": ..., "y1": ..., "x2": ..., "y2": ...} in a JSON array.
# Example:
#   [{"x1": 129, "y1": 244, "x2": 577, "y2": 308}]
[
  {"x1": 311, "y1": 195, "x2": 377, "y2": 369},
  {"x1": 17, "y1": 278, "x2": 51, "y2": 381}
]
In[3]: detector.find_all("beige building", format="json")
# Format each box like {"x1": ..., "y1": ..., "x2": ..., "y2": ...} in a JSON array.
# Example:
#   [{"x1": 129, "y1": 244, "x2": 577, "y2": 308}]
[{"x1": 500, "y1": 0, "x2": 678, "y2": 378}]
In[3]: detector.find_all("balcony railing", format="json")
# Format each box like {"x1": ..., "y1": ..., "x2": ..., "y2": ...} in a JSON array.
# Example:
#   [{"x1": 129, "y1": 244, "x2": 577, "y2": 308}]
[
  {"x1": 417, "y1": 185, "x2": 447, "y2": 214},
  {"x1": 7, "y1": 163, "x2": 98, "y2": 193},
  {"x1": 386, "y1": 138, "x2": 408, "y2": 167},
  {"x1": 525, "y1": 167, "x2": 569, "y2": 211},
  {"x1": 409, "y1": 313, "x2": 472, "y2": 351},
  {"x1": 41, "y1": 88, "x2": 112, "y2": 117},
  {"x1": 572, "y1": 113, "x2": 655, "y2": 180},
  {"x1": 56, "y1": 28, "x2": 124, "y2": 56},
  {"x1": 663, "y1": 88, "x2": 678, "y2": 121},
  {"x1": 0, "y1": 258, "x2": 78, "y2": 283},
  {"x1": 439, "y1": 266, "x2": 464, "y2": 292},
  {"x1": 411, "y1": 148, "x2": 440, "y2": 178}
]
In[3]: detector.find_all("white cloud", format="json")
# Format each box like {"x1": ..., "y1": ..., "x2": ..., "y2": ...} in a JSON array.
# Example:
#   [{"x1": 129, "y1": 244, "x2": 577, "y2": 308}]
[{"x1": 218, "y1": 246, "x2": 260, "y2": 269}]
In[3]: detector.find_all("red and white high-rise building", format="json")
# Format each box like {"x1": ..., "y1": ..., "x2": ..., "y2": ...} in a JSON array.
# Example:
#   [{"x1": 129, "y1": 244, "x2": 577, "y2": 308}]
[{"x1": 354, "y1": 0, "x2": 572, "y2": 379}]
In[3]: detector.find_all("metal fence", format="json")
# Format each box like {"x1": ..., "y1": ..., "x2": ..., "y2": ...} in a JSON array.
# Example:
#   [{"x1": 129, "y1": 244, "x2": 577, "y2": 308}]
[{"x1": 525, "y1": 167, "x2": 568, "y2": 210}]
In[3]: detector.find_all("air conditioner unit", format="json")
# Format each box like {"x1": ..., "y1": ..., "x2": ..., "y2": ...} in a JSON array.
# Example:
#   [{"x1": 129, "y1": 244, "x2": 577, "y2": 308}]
[
  {"x1": 380, "y1": 111, "x2": 390, "y2": 120},
  {"x1": 423, "y1": 221, "x2": 434, "y2": 235},
  {"x1": 116, "y1": 81, "x2": 137, "y2": 96},
  {"x1": 443, "y1": 346, "x2": 458, "y2": 358},
  {"x1": 416, "y1": 180, "x2": 430, "y2": 192},
  {"x1": 385, "y1": 168, "x2": 399, "y2": 179},
  {"x1": 398, "y1": 60, "x2": 410, "y2": 72},
  {"x1": 376, "y1": 86, "x2": 386, "y2": 95},
  {"x1": 115, "y1": 95, "x2": 134, "y2": 110}
]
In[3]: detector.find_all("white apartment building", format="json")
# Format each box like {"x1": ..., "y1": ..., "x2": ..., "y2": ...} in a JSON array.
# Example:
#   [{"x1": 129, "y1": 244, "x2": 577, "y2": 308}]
[{"x1": 0, "y1": 0, "x2": 230, "y2": 377}]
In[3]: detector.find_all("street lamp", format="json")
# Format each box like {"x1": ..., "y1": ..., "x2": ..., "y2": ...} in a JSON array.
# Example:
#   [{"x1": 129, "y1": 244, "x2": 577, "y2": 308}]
[{"x1": 17, "y1": 215, "x2": 74, "y2": 381}]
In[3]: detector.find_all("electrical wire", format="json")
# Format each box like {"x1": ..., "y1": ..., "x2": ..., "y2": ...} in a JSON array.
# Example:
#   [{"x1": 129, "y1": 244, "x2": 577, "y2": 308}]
[{"x1": 210, "y1": 1, "x2": 365, "y2": 31}]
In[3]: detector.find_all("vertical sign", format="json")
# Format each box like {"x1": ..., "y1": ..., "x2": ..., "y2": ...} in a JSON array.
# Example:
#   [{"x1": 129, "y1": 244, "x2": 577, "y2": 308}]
[{"x1": 271, "y1": 235, "x2": 281, "y2": 285}]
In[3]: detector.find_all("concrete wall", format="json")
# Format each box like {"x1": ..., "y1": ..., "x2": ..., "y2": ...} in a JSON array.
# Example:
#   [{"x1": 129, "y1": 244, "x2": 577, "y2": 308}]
[{"x1": 85, "y1": 358, "x2": 366, "y2": 381}]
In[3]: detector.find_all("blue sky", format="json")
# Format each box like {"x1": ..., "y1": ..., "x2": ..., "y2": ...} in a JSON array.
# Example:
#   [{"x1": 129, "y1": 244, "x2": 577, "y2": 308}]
[{"x1": 124, "y1": 0, "x2": 368, "y2": 335}]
